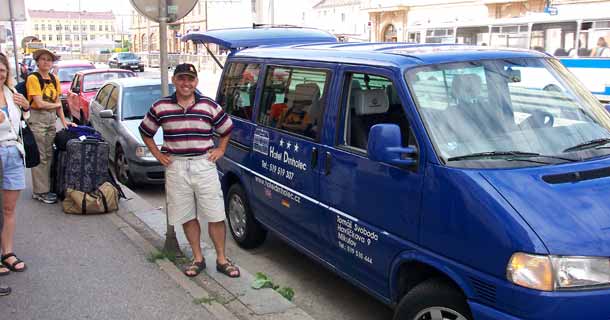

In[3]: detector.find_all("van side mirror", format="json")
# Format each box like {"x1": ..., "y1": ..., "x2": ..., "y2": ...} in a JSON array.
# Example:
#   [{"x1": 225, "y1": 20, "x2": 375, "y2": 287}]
[
  {"x1": 100, "y1": 109, "x2": 115, "y2": 119},
  {"x1": 367, "y1": 124, "x2": 417, "y2": 166}
]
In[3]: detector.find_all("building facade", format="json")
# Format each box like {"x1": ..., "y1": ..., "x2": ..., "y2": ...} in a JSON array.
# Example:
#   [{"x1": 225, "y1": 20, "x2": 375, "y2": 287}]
[
  {"x1": 27, "y1": 10, "x2": 120, "y2": 52},
  {"x1": 361, "y1": 0, "x2": 610, "y2": 44},
  {"x1": 312, "y1": 0, "x2": 369, "y2": 41}
]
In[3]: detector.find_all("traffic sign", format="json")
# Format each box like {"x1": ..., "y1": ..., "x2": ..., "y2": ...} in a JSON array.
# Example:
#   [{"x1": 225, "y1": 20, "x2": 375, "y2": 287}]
[
  {"x1": 0, "y1": 0, "x2": 26, "y2": 21},
  {"x1": 129, "y1": 0, "x2": 197, "y2": 23},
  {"x1": 545, "y1": 6, "x2": 559, "y2": 16}
]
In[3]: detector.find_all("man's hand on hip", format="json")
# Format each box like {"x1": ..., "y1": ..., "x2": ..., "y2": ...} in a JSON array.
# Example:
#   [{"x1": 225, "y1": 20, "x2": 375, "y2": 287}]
[
  {"x1": 156, "y1": 152, "x2": 172, "y2": 166},
  {"x1": 207, "y1": 148, "x2": 225, "y2": 162}
]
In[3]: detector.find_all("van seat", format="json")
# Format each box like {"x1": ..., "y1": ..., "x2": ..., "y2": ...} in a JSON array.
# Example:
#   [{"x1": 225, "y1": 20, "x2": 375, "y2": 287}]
[{"x1": 350, "y1": 89, "x2": 390, "y2": 149}]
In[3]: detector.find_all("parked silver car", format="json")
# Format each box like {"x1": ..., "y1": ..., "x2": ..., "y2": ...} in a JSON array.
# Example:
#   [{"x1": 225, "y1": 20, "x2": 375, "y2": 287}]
[{"x1": 88, "y1": 78, "x2": 173, "y2": 186}]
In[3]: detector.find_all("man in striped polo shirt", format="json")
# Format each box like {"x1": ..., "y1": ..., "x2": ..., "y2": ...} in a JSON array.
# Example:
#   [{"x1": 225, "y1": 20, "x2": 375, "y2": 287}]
[{"x1": 139, "y1": 63, "x2": 240, "y2": 278}]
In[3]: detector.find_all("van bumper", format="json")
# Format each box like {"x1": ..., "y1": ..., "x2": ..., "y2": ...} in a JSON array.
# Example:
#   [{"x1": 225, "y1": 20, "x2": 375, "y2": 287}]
[
  {"x1": 469, "y1": 302, "x2": 522, "y2": 320},
  {"x1": 469, "y1": 287, "x2": 610, "y2": 320}
]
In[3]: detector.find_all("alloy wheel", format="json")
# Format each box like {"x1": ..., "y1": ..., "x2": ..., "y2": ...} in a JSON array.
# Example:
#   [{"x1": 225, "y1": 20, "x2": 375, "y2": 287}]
[
  {"x1": 228, "y1": 193, "x2": 247, "y2": 239},
  {"x1": 413, "y1": 307, "x2": 468, "y2": 320}
]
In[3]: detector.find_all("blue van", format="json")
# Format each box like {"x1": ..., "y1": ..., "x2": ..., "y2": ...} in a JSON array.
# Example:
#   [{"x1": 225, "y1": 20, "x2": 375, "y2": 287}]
[{"x1": 183, "y1": 28, "x2": 610, "y2": 320}]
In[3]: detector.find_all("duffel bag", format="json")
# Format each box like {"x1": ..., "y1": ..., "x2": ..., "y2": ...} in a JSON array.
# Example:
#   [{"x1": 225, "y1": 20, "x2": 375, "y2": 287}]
[{"x1": 63, "y1": 182, "x2": 119, "y2": 215}]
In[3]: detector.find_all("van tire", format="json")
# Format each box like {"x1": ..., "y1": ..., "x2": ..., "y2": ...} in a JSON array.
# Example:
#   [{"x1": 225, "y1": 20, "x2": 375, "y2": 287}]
[
  {"x1": 226, "y1": 183, "x2": 266, "y2": 249},
  {"x1": 393, "y1": 278, "x2": 472, "y2": 320}
]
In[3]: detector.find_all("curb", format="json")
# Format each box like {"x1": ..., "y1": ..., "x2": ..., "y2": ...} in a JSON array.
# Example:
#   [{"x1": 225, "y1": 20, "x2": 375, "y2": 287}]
[
  {"x1": 107, "y1": 214, "x2": 239, "y2": 320},
  {"x1": 109, "y1": 185, "x2": 316, "y2": 320}
]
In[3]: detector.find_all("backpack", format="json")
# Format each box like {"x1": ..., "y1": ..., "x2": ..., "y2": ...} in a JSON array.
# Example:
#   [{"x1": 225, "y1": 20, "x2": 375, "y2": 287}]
[{"x1": 15, "y1": 72, "x2": 57, "y2": 101}]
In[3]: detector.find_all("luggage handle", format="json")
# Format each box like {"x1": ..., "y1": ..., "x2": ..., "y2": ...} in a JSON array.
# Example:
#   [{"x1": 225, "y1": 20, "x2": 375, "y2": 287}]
[{"x1": 81, "y1": 138, "x2": 102, "y2": 144}]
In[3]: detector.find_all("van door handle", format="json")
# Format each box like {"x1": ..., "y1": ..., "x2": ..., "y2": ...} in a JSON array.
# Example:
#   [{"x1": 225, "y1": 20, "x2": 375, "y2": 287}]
[
  {"x1": 311, "y1": 147, "x2": 318, "y2": 169},
  {"x1": 324, "y1": 152, "x2": 332, "y2": 175}
]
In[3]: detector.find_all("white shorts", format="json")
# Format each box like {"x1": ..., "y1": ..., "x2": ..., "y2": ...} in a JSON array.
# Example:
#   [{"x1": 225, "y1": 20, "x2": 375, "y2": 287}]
[{"x1": 165, "y1": 155, "x2": 226, "y2": 226}]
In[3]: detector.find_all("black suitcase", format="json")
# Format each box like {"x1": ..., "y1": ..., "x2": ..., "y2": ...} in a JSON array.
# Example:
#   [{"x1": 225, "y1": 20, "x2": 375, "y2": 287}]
[
  {"x1": 64, "y1": 139, "x2": 110, "y2": 193},
  {"x1": 50, "y1": 147, "x2": 68, "y2": 200}
]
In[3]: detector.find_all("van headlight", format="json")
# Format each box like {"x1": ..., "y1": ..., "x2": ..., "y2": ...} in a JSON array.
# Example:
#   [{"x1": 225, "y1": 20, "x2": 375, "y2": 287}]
[{"x1": 507, "y1": 252, "x2": 610, "y2": 291}]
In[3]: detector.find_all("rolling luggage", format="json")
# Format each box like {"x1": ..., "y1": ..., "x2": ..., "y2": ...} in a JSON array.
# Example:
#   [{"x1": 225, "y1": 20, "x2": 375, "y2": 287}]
[
  {"x1": 64, "y1": 139, "x2": 110, "y2": 193},
  {"x1": 55, "y1": 126, "x2": 102, "y2": 151},
  {"x1": 50, "y1": 147, "x2": 68, "y2": 200}
]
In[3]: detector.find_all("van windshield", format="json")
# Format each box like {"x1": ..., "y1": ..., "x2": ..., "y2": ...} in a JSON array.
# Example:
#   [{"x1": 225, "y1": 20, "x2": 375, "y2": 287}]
[{"x1": 406, "y1": 58, "x2": 610, "y2": 168}]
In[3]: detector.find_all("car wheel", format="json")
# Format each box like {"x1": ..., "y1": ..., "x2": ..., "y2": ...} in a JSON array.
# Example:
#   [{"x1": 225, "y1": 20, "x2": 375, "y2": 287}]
[
  {"x1": 393, "y1": 278, "x2": 472, "y2": 320},
  {"x1": 115, "y1": 146, "x2": 134, "y2": 187},
  {"x1": 226, "y1": 183, "x2": 266, "y2": 249}
]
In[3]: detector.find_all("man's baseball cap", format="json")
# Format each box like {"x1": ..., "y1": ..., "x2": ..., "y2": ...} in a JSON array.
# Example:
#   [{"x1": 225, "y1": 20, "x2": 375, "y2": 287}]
[
  {"x1": 173, "y1": 63, "x2": 198, "y2": 78},
  {"x1": 33, "y1": 48, "x2": 59, "y2": 62}
]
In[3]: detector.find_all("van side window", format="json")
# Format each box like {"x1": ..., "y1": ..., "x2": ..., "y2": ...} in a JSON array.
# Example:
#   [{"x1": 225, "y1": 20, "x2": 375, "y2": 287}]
[
  {"x1": 343, "y1": 73, "x2": 412, "y2": 150},
  {"x1": 218, "y1": 62, "x2": 261, "y2": 120},
  {"x1": 257, "y1": 66, "x2": 329, "y2": 140}
]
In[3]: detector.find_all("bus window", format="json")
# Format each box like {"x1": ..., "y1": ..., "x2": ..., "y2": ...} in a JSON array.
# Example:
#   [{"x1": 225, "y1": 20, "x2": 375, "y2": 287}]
[
  {"x1": 425, "y1": 28, "x2": 454, "y2": 44},
  {"x1": 530, "y1": 22, "x2": 577, "y2": 57},
  {"x1": 456, "y1": 26, "x2": 490, "y2": 46},
  {"x1": 586, "y1": 20, "x2": 610, "y2": 57},
  {"x1": 490, "y1": 25, "x2": 528, "y2": 49}
]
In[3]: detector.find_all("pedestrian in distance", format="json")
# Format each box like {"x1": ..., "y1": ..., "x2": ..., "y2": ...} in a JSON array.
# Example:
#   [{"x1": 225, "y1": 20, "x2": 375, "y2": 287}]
[
  {"x1": 139, "y1": 63, "x2": 240, "y2": 278},
  {"x1": 591, "y1": 37, "x2": 610, "y2": 57},
  {"x1": 0, "y1": 51, "x2": 31, "y2": 283},
  {"x1": 27, "y1": 49, "x2": 75, "y2": 204}
]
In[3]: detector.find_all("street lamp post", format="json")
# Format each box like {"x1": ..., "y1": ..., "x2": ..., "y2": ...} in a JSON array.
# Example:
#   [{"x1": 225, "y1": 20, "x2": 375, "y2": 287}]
[{"x1": 78, "y1": 0, "x2": 83, "y2": 58}]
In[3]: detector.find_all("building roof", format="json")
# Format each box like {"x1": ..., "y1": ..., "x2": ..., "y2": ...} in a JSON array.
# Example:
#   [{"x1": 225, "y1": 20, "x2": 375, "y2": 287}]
[
  {"x1": 235, "y1": 42, "x2": 548, "y2": 70},
  {"x1": 313, "y1": 0, "x2": 361, "y2": 9},
  {"x1": 28, "y1": 9, "x2": 115, "y2": 20}
]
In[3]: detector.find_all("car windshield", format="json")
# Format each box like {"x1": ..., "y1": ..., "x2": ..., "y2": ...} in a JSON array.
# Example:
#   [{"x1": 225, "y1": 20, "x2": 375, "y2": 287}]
[
  {"x1": 122, "y1": 84, "x2": 175, "y2": 120},
  {"x1": 83, "y1": 72, "x2": 134, "y2": 92},
  {"x1": 57, "y1": 66, "x2": 94, "y2": 82},
  {"x1": 407, "y1": 57, "x2": 610, "y2": 168},
  {"x1": 118, "y1": 53, "x2": 137, "y2": 60}
]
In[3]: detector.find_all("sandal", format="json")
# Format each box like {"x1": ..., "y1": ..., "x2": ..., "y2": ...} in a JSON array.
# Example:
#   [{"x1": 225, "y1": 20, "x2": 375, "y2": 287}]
[
  {"x1": 0, "y1": 263, "x2": 9, "y2": 276},
  {"x1": 184, "y1": 260, "x2": 206, "y2": 277},
  {"x1": 1, "y1": 253, "x2": 26, "y2": 272},
  {"x1": 216, "y1": 259, "x2": 240, "y2": 278}
]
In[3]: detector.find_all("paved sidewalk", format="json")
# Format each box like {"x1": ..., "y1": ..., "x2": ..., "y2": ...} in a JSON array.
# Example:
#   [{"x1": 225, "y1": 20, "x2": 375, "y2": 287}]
[
  {"x1": 119, "y1": 185, "x2": 316, "y2": 320},
  {"x1": 0, "y1": 176, "x2": 217, "y2": 320}
]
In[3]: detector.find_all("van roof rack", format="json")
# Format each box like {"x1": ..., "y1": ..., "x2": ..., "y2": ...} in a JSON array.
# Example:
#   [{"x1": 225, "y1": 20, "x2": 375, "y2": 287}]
[{"x1": 252, "y1": 23, "x2": 301, "y2": 29}]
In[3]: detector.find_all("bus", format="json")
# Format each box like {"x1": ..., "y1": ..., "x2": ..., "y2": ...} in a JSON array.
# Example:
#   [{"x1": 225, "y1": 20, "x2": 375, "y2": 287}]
[
  {"x1": 24, "y1": 40, "x2": 45, "y2": 55},
  {"x1": 405, "y1": 14, "x2": 610, "y2": 102}
]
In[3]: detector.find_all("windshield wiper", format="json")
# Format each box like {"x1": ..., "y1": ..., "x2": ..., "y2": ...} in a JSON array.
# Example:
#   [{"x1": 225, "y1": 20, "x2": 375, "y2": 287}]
[
  {"x1": 122, "y1": 116, "x2": 143, "y2": 120},
  {"x1": 562, "y1": 138, "x2": 610, "y2": 153},
  {"x1": 447, "y1": 151, "x2": 575, "y2": 163}
]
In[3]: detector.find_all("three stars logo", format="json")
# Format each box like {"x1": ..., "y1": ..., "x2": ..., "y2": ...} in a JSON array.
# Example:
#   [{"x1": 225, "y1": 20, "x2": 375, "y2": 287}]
[{"x1": 278, "y1": 138, "x2": 300, "y2": 152}]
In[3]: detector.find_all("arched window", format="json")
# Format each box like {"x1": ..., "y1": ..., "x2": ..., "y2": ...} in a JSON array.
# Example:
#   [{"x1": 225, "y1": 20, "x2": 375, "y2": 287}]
[{"x1": 384, "y1": 24, "x2": 397, "y2": 42}]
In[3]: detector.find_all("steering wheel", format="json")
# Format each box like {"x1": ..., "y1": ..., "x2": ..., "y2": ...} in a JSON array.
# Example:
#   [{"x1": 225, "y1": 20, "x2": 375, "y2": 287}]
[{"x1": 521, "y1": 110, "x2": 554, "y2": 129}]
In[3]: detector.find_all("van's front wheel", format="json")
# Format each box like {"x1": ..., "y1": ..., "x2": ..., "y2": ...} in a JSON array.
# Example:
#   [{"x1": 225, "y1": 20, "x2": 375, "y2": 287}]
[
  {"x1": 394, "y1": 278, "x2": 472, "y2": 320},
  {"x1": 226, "y1": 184, "x2": 266, "y2": 249}
]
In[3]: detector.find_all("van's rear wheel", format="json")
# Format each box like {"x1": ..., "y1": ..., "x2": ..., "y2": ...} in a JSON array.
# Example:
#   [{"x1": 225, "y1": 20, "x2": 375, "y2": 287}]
[
  {"x1": 226, "y1": 183, "x2": 266, "y2": 249},
  {"x1": 394, "y1": 278, "x2": 472, "y2": 320}
]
